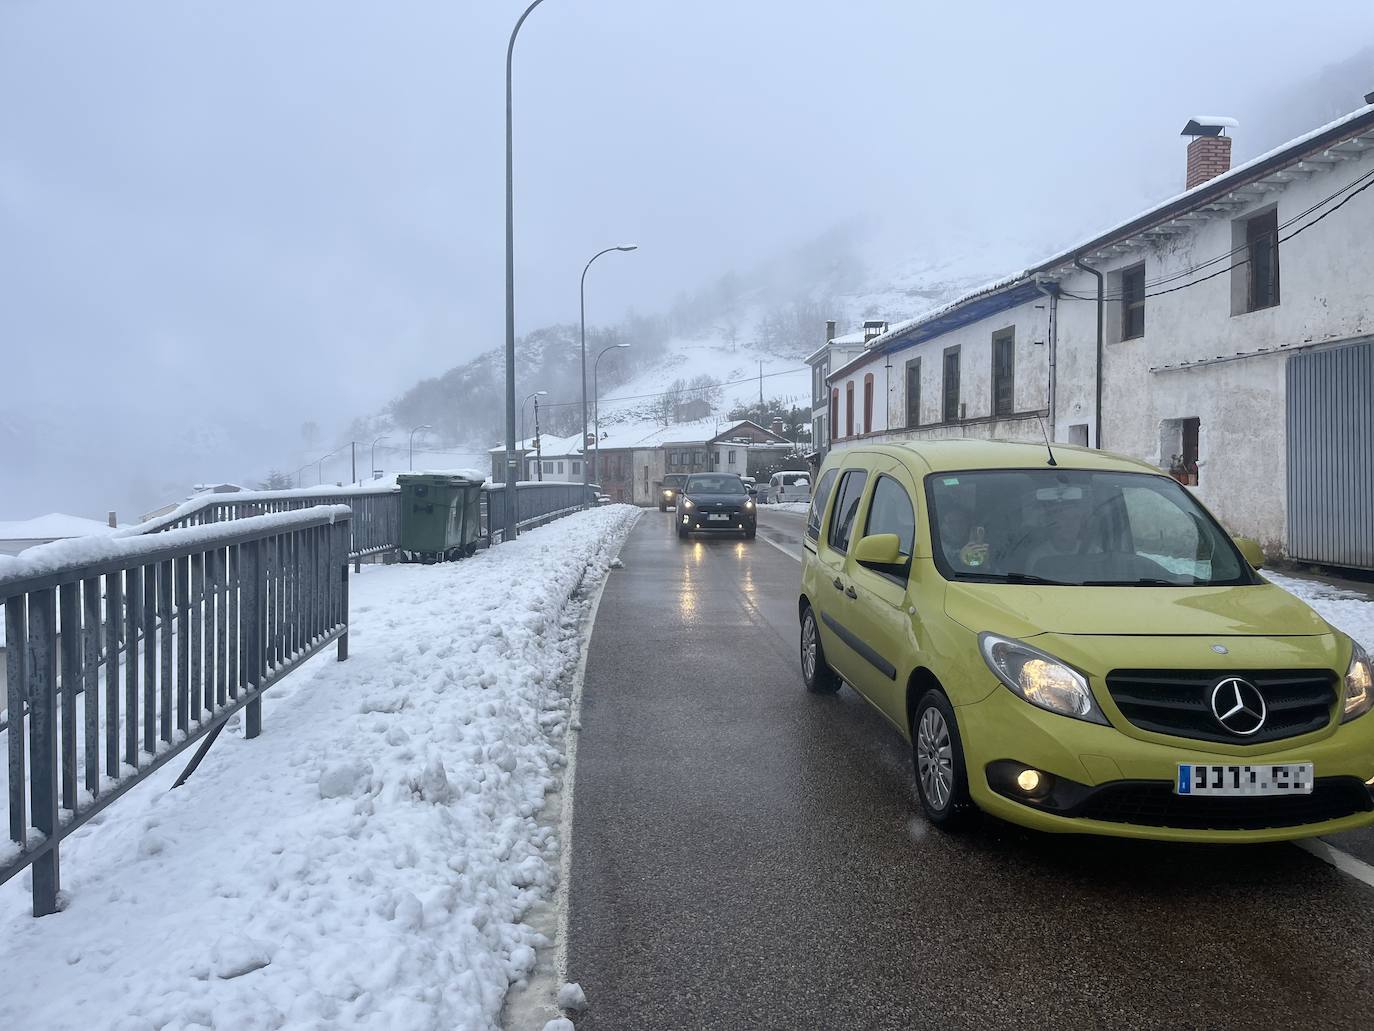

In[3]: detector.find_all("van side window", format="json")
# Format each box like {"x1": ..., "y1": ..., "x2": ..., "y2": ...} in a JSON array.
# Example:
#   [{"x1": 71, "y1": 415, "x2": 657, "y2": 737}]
[
  {"x1": 827, "y1": 470, "x2": 869, "y2": 553},
  {"x1": 805, "y1": 469, "x2": 839, "y2": 541},
  {"x1": 862, "y1": 475, "x2": 916, "y2": 583}
]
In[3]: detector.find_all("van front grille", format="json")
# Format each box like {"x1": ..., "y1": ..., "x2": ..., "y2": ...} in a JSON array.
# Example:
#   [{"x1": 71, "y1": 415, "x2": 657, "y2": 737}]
[{"x1": 1104, "y1": 668, "x2": 1336, "y2": 744}]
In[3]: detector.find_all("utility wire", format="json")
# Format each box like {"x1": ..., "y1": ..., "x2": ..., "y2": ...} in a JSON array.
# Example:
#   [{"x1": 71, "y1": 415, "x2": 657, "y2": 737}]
[
  {"x1": 1059, "y1": 165, "x2": 1374, "y2": 303},
  {"x1": 531, "y1": 364, "x2": 809, "y2": 410}
]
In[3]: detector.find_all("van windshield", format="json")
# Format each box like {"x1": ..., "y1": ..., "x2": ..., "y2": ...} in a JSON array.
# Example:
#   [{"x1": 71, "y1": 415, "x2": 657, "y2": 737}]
[{"x1": 926, "y1": 469, "x2": 1254, "y2": 586}]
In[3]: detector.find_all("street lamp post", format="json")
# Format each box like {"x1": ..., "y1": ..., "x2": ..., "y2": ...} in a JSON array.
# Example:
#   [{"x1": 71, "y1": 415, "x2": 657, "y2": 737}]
[
  {"x1": 533, "y1": 396, "x2": 544, "y2": 482},
  {"x1": 580, "y1": 245, "x2": 637, "y2": 502},
  {"x1": 502, "y1": 0, "x2": 549, "y2": 542},
  {"x1": 592, "y1": 342, "x2": 631, "y2": 488},
  {"x1": 370, "y1": 435, "x2": 387, "y2": 481},
  {"x1": 520, "y1": 390, "x2": 547, "y2": 453},
  {"x1": 408, "y1": 425, "x2": 432, "y2": 471}
]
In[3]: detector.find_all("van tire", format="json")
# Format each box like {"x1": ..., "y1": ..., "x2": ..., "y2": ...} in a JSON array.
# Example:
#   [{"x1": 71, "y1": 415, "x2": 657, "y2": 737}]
[
  {"x1": 911, "y1": 689, "x2": 976, "y2": 829},
  {"x1": 800, "y1": 605, "x2": 840, "y2": 694}
]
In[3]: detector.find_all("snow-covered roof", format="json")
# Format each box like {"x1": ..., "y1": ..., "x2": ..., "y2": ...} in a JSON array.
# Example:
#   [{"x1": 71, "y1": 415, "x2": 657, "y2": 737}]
[
  {"x1": 0, "y1": 512, "x2": 122, "y2": 541},
  {"x1": 843, "y1": 102, "x2": 1374, "y2": 371}
]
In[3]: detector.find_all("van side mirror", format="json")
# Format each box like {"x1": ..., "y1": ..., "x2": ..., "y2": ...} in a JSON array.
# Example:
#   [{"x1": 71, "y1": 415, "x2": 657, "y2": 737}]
[
  {"x1": 1233, "y1": 536, "x2": 1264, "y2": 570},
  {"x1": 853, "y1": 533, "x2": 902, "y2": 567}
]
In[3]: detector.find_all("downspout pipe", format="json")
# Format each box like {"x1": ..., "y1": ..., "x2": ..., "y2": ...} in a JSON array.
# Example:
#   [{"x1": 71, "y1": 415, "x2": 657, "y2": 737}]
[
  {"x1": 1034, "y1": 277, "x2": 1059, "y2": 440},
  {"x1": 1073, "y1": 256, "x2": 1104, "y2": 448}
]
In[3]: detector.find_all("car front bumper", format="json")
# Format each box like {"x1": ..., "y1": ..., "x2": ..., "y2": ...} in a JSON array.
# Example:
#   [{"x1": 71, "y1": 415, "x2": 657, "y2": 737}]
[
  {"x1": 957, "y1": 683, "x2": 1374, "y2": 842},
  {"x1": 679, "y1": 509, "x2": 756, "y2": 532}
]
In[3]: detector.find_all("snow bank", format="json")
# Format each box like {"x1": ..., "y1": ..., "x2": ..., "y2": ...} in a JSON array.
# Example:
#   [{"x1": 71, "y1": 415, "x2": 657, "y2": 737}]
[
  {"x1": 0, "y1": 505, "x2": 639, "y2": 1031},
  {"x1": 1266, "y1": 571, "x2": 1374, "y2": 653}
]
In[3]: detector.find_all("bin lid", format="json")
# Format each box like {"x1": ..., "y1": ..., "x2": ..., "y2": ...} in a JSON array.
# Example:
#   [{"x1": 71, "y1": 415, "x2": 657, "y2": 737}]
[{"x1": 397, "y1": 472, "x2": 481, "y2": 487}]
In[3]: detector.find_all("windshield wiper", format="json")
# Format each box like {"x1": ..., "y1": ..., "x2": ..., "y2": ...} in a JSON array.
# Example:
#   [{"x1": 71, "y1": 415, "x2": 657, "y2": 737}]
[
  {"x1": 957, "y1": 572, "x2": 1073, "y2": 586},
  {"x1": 1080, "y1": 578, "x2": 1187, "y2": 586}
]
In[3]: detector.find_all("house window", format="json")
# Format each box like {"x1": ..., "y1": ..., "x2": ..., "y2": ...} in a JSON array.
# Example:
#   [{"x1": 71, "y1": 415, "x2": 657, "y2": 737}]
[
  {"x1": 845, "y1": 382, "x2": 854, "y2": 437},
  {"x1": 572, "y1": 461, "x2": 581, "y2": 474},
  {"x1": 728, "y1": 450, "x2": 737, "y2": 465},
  {"x1": 862, "y1": 373, "x2": 874, "y2": 434},
  {"x1": 992, "y1": 328, "x2": 1015, "y2": 417},
  {"x1": 1247, "y1": 210, "x2": 1280, "y2": 311},
  {"x1": 904, "y1": 358, "x2": 921, "y2": 428},
  {"x1": 556, "y1": 461, "x2": 564, "y2": 474},
  {"x1": 830, "y1": 388, "x2": 839, "y2": 439},
  {"x1": 1234, "y1": 208, "x2": 1280, "y2": 314},
  {"x1": 1121, "y1": 264, "x2": 1146, "y2": 340},
  {"x1": 942, "y1": 347, "x2": 961, "y2": 423},
  {"x1": 1161, "y1": 417, "x2": 1201, "y2": 485},
  {"x1": 543, "y1": 461, "x2": 554, "y2": 474}
]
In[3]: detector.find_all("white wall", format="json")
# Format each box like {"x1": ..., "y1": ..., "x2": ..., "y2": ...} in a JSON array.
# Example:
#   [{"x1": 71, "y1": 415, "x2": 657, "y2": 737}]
[{"x1": 828, "y1": 138, "x2": 1374, "y2": 554}]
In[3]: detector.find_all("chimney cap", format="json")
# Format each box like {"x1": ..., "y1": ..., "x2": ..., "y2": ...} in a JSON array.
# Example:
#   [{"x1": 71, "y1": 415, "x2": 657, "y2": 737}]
[{"x1": 1181, "y1": 116, "x2": 1239, "y2": 137}]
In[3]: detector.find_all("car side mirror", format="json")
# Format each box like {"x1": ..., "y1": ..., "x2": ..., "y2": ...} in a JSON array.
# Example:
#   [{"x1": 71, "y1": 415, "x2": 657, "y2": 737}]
[
  {"x1": 853, "y1": 533, "x2": 902, "y2": 567},
  {"x1": 1233, "y1": 536, "x2": 1264, "y2": 569},
  {"x1": 747, "y1": 487, "x2": 757, "y2": 497}
]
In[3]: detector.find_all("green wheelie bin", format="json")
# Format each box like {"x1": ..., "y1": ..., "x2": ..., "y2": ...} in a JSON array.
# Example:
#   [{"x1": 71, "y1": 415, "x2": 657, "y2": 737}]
[{"x1": 397, "y1": 473, "x2": 483, "y2": 562}]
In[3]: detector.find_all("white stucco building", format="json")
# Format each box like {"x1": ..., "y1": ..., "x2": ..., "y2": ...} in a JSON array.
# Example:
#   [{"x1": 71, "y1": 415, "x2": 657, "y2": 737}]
[{"x1": 829, "y1": 103, "x2": 1374, "y2": 567}]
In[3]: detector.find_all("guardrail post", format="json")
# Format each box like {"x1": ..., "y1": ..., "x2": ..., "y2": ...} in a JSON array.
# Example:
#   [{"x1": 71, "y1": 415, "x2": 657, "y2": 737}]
[
  {"x1": 242, "y1": 540, "x2": 264, "y2": 739},
  {"x1": 6, "y1": 597, "x2": 27, "y2": 848},
  {"x1": 337, "y1": 521, "x2": 350, "y2": 662},
  {"x1": 28, "y1": 588, "x2": 60, "y2": 916}
]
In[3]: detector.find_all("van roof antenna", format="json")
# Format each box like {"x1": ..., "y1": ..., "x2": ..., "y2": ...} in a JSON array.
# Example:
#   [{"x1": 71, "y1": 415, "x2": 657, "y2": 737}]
[{"x1": 1036, "y1": 416, "x2": 1058, "y2": 467}]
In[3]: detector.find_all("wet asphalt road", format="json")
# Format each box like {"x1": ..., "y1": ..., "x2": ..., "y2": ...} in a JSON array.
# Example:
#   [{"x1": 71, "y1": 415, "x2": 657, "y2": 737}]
[{"x1": 567, "y1": 508, "x2": 1374, "y2": 1031}]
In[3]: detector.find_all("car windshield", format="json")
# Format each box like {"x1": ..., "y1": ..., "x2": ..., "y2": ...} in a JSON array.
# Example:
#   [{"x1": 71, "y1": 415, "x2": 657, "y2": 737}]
[
  {"x1": 686, "y1": 474, "x2": 745, "y2": 495},
  {"x1": 926, "y1": 469, "x2": 1252, "y2": 586},
  {"x1": 663, "y1": 475, "x2": 687, "y2": 488}
]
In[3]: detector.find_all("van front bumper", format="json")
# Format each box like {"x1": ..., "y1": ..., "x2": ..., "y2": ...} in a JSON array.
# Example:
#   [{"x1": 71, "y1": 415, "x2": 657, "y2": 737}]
[{"x1": 958, "y1": 683, "x2": 1374, "y2": 843}]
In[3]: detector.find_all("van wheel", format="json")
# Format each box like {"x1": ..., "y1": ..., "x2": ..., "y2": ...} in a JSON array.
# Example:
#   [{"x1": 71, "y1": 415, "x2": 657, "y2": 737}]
[
  {"x1": 911, "y1": 689, "x2": 975, "y2": 829},
  {"x1": 800, "y1": 605, "x2": 840, "y2": 694}
]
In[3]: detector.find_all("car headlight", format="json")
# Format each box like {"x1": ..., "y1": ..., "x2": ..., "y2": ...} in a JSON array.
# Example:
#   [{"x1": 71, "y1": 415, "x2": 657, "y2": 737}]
[
  {"x1": 744, "y1": 499, "x2": 755, "y2": 510},
  {"x1": 662, "y1": 489, "x2": 672, "y2": 496},
  {"x1": 1342, "y1": 641, "x2": 1373, "y2": 723},
  {"x1": 978, "y1": 632, "x2": 1108, "y2": 724},
  {"x1": 681, "y1": 497, "x2": 694, "y2": 509}
]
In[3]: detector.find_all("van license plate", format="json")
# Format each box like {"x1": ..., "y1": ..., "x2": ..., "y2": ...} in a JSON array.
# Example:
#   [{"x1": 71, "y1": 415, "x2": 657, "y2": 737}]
[{"x1": 1176, "y1": 763, "x2": 1313, "y2": 796}]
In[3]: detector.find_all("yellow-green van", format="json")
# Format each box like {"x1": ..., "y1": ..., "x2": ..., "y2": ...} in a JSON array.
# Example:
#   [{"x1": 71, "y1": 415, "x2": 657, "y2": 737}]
[{"x1": 798, "y1": 439, "x2": 1374, "y2": 842}]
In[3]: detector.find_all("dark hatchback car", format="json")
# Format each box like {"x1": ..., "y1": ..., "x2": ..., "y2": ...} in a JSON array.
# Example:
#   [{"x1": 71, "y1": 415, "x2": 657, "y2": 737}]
[
  {"x1": 658, "y1": 473, "x2": 688, "y2": 511},
  {"x1": 676, "y1": 473, "x2": 757, "y2": 540}
]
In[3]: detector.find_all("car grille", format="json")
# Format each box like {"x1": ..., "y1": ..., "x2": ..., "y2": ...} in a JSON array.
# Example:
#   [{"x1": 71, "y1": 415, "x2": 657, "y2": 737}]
[
  {"x1": 1105, "y1": 668, "x2": 1337, "y2": 744},
  {"x1": 1074, "y1": 777, "x2": 1373, "y2": 831}
]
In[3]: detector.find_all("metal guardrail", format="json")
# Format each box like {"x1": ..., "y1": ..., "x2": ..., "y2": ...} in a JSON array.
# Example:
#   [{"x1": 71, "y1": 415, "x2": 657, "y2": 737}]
[
  {"x1": 134, "y1": 486, "x2": 400, "y2": 560},
  {"x1": 1, "y1": 507, "x2": 351, "y2": 916},
  {"x1": 482, "y1": 482, "x2": 595, "y2": 545}
]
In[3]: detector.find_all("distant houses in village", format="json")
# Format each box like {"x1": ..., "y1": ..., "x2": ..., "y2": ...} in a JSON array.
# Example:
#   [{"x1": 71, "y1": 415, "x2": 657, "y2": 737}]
[
  {"x1": 488, "y1": 419, "x2": 799, "y2": 504},
  {"x1": 807, "y1": 100, "x2": 1374, "y2": 569}
]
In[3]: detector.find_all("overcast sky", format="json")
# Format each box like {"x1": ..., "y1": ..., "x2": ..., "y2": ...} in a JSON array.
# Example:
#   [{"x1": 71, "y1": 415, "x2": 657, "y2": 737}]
[{"x1": 4, "y1": 1, "x2": 1374, "y2": 519}]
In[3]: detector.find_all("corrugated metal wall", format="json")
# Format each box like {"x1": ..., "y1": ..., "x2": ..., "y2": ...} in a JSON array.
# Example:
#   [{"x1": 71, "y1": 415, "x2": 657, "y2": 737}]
[{"x1": 1286, "y1": 338, "x2": 1374, "y2": 569}]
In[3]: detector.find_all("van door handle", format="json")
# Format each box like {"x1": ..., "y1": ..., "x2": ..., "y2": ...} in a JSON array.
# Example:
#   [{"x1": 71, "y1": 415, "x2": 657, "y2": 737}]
[
  {"x1": 845, "y1": 586, "x2": 858, "y2": 599},
  {"x1": 832, "y1": 577, "x2": 844, "y2": 591}
]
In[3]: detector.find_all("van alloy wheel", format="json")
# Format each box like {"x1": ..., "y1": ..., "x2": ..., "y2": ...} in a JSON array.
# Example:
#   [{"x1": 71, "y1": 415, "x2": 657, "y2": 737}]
[{"x1": 916, "y1": 707, "x2": 953, "y2": 811}]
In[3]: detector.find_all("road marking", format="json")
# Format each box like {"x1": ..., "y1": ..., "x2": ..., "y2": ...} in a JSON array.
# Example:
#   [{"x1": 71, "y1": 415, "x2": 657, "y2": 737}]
[
  {"x1": 553, "y1": 526, "x2": 623, "y2": 985},
  {"x1": 1293, "y1": 837, "x2": 1374, "y2": 891},
  {"x1": 756, "y1": 531, "x2": 802, "y2": 563}
]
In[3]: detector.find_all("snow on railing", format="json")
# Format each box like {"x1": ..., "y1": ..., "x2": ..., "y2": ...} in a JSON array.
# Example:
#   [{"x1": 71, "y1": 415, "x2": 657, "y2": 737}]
[
  {"x1": 0, "y1": 507, "x2": 352, "y2": 916},
  {"x1": 128, "y1": 485, "x2": 402, "y2": 560}
]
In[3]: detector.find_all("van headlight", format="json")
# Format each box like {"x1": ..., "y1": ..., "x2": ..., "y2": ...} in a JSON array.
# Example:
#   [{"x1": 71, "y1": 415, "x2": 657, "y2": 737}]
[
  {"x1": 1342, "y1": 642, "x2": 1373, "y2": 723},
  {"x1": 978, "y1": 633, "x2": 1108, "y2": 725}
]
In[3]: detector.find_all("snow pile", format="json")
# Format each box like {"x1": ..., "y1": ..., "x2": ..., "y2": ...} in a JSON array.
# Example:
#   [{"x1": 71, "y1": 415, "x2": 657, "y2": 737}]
[
  {"x1": 1267, "y1": 571, "x2": 1374, "y2": 652},
  {"x1": 0, "y1": 505, "x2": 639, "y2": 1031}
]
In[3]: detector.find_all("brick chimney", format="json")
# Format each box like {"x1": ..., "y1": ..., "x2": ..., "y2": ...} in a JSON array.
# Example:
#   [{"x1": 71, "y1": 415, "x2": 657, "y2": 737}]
[
  {"x1": 825, "y1": 319, "x2": 836, "y2": 344},
  {"x1": 770, "y1": 416, "x2": 786, "y2": 437},
  {"x1": 1181, "y1": 117, "x2": 1237, "y2": 189}
]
